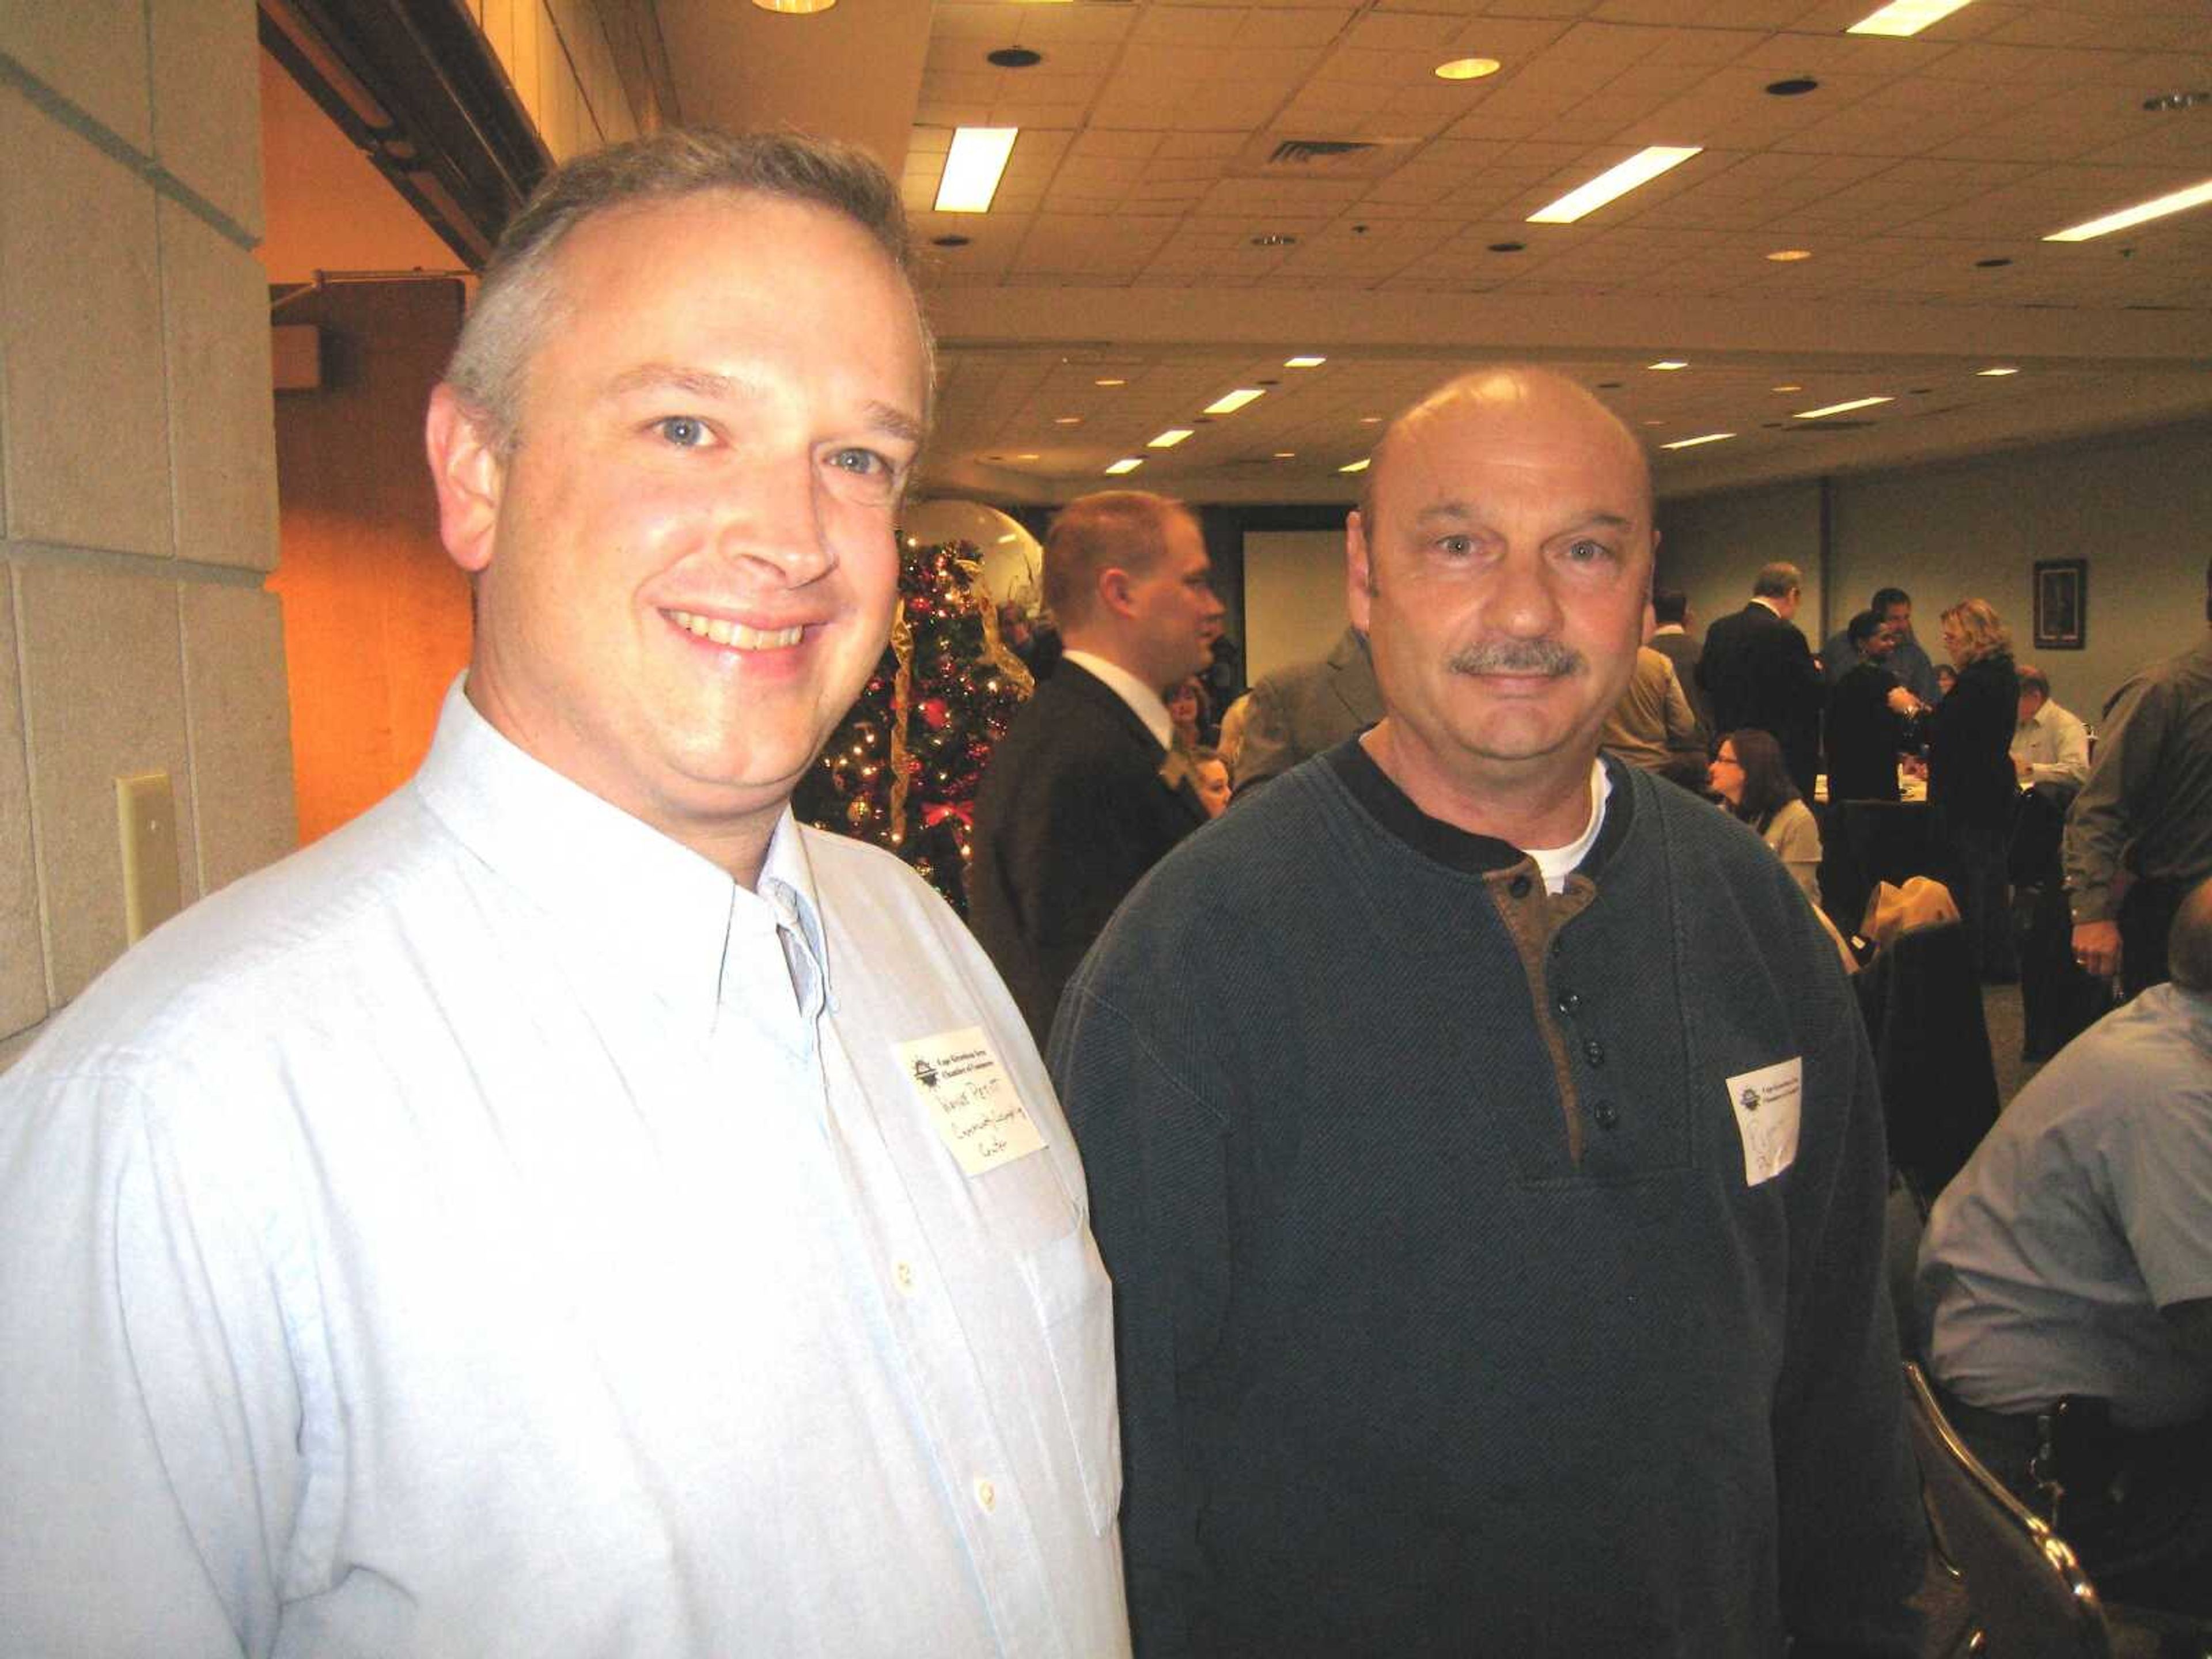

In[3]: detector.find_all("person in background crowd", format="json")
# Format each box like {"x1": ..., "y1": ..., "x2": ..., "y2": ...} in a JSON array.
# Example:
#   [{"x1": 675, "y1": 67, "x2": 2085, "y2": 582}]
[
  {"x1": 1824, "y1": 610, "x2": 1920, "y2": 804},
  {"x1": 1648, "y1": 586, "x2": 1711, "y2": 744},
  {"x1": 0, "y1": 130, "x2": 1130, "y2": 1658},
  {"x1": 1712, "y1": 727, "x2": 1824, "y2": 908},
  {"x1": 1698, "y1": 560, "x2": 1825, "y2": 804},
  {"x1": 1824, "y1": 586, "x2": 1940, "y2": 705},
  {"x1": 1230, "y1": 623, "x2": 1384, "y2": 796},
  {"x1": 1191, "y1": 747, "x2": 1231, "y2": 819},
  {"x1": 1917, "y1": 874, "x2": 2212, "y2": 1613},
  {"x1": 1597, "y1": 643, "x2": 1702, "y2": 783},
  {"x1": 1167, "y1": 676, "x2": 1210, "y2": 754},
  {"x1": 1934, "y1": 662, "x2": 1957, "y2": 700},
  {"x1": 1922, "y1": 599, "x2": 2021, "y2": 981},
  {"x1": 2064, "y1": 558, "x2": 2212, "y2": 995},
  {"x1": 969, "y1": 490, "x2": 1223, "y2": 1045},
  {"x1": 1054, "y1": 365, "x2": 1923, "y2": 1659},
  {"x1": 2011, "y1": 664, "x2": 2090, "y2": 789},
  {"x1": 1214, "y1": 691, "x2": 1253, "y2": 778}
]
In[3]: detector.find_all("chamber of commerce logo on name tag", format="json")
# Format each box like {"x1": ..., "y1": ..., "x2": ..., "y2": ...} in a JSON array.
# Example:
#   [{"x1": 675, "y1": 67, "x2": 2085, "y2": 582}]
[
  {"x1": 1724, "y1": 1056, "x2": 1802, "y2": 1187},
  {"x1": 897, "y1": 1027, "x2": 1046, "y2": 1176}
]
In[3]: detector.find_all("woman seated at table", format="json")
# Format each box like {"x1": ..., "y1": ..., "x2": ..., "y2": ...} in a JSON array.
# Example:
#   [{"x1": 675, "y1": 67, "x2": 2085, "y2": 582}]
[{"x1": 1711, "y1": 728, "x2": 1823, "y2": 907}]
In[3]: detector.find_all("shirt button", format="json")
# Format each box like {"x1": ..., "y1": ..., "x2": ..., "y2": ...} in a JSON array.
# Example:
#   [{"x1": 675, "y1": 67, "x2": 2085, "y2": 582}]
[
  {"x1": 1582, "y1": 1037, "x2": 1605, "y2": 1067},
  {"x1": 1509, "y1": 873, "x2": 1533, "y2": 899},
  {"x1": 895, "y1": 1261, "x2": 915, "y2": 1293},
  {"x1": 1594, "y1": 1100, "x2": 1620, "y2": 1130},
  {"x1": 974, "y1": 1478, "x2": 997, "y2": 1513}
]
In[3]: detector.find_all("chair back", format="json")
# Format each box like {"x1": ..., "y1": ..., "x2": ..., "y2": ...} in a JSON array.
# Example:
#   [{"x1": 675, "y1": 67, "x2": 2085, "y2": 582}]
[{"x1": 1903, "y1": 1362, "x2": 2112, "y2": 1659}]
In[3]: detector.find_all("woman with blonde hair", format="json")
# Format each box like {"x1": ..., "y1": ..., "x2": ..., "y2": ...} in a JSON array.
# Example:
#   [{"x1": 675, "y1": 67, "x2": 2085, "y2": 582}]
[{"x1": 1922, "y1": 597, "x2": 2021, "y2": 978}]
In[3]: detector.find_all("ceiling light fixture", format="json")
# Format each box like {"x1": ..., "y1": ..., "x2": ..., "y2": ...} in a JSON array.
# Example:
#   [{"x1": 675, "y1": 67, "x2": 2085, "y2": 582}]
[
  {"x1": 1274, "y1": 451, "x2": 1296, "y2": 459},
  {"x1": 1434, "y1": 56, "x2": 1502, "y2": 81},
  {"x1": 1359, "y1": 415, "x2": 1382, "y2": 424},
  {"x1": 1104, "y1": 457, "x2": 1144, "y2": 475},
  {"x1": 1017, "y1": 453, "x2": 1039, "y2": 461},
  {"x1": 1147, "y1": 429, "x2": 1194, "y2": 449},
  {"x1": 2044, "y1": 178, "x2": 2212, "y2": 242},
  {"x1": 1339, "y1": 459, "x2": 1370, "y2": 474},
  {"x1": 1794, "y1": 395, "x2": 1893, "y2": 419},
  {"x1": 1766, "y1": 248, "x2": 1812, "y2": 262},
  {"x1": 1976, "y1": 366, "x2": 2019, "y2": 376},
  {"x1": 1647, "y1": 360, "x2": 1688, "y2": 370},
  {"x1": 1847, "y1": 0, "x2": 1975, "y2": 37},
  {"x1": 751, "y1": 0, "x2": 835, "y2": 12},
  {"x1": 2143, "y1": 91, "x2": 2211, "y2": 112},
  {"x1": 1094, "y1": 377, "x2": 1126, "y2": 387},
  {"x1": 1771, "y1": 383, "x2": 1803, "y2": 392},
  {"x1": 1203, "y1": 388, "x2": 1266, "y2": 415},
  {"x1": 1284, "y1": 355, "x2": 1327, "y2": 368},
  {"x1": 1661, "y1": 432, "x2": 1735, "y2": 450},
  {"x1": 935, "y1": 127, "x2": 1018, "y2": 214},
  {"x1": 1054, "y1": 415, "x2": 1082, "y2": 426},
  {"x1": 1527, "y1": 146, "x2": 1702, "y2": 224}
]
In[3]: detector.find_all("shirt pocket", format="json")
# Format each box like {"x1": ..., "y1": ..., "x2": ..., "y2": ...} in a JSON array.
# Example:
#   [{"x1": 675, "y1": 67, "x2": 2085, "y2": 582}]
[{"x1": 1017, "y1": 1218, "x2": 1122, "y2": 1537}]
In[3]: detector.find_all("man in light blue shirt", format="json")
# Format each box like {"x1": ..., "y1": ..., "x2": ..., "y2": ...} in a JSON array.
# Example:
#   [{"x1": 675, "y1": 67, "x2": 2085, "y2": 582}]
[{"x1": 0, "y1": 131, "x2": 1128, "y2": 1658}]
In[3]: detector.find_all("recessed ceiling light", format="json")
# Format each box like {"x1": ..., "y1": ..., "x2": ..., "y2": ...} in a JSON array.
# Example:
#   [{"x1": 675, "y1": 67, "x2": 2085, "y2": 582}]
[
  {"x1": 1104, "y1": 457, "x2": 1143, "y2": 475},
  {"x1": 1016, "y1": 453, "x2": 1039, "y2": 461},
  {"x1": 1642, "y1": 418, "x2": 1665, "y2": 427},
  {"x1": 1250, "y1": 233, "x2": 1298, "y2": 248},
  {"x1": 1359, "y1": 415, "x2": 1382, "y2": 424},
  {"x1": 1339, "y1": 459, "x2": 1370, "y2": 474},
  {"x1": 1847, "y1": 0, "x2": 1975, "y2": 37},
  {"x1": 2143, "y1": 91, "x2": 2211, "y2": 112},
  {"x1": 1976, "y1": 366, "x2": 2019, "y2": 376},
  {"x1": 1766, "y1": 248, "x2": 1813, "y2": 262},
  {"x1": 1434, "y1": 56, "x2": 1502, "y2": 81},
  {"x1": 1528, "y1": 146, "x2": 1702, "y2": 224},
  {"x1": 752, "y1": 0, "x2": 835, "y2": 12},
  {"x1": 2045, "y1": 177, "x2": 2212, "y2": 242},
  {"x1": 1203, "y1": 388, "x2": 1266, "y2": 415},
  {"x1": 931, "y1": 234, "x2": 972, "y2": 249},
  {"x1": 1795, "y1": 395, "x2": 1893, "y2": 419},
  {"x1": 1764, "y1": 77, "x2": 1820, "y2": 97},
  {"x1": 1147, "y1": 429, "x2": 1194, "y2": 449},
  {"x1": 1975, "y1": 256, "x2": 2012, "y2": 268},
  {"x1": 1771, "y1": 383, "x2": 1804, "y2": 392},
  {"x1": 1661, "y1": 432, "x2": 1735, "y2": 450},
  {"x1": 1488, "y1": 241, "x2": 1526, "y2": 253},
  {"x1": 1054, "y1": 415, "x2": 1082, "y2": 426},
  {"x1": 1647, "y1": 360, "x2": 1688, "y2": 371},
  {"x1": 935, "y1": 127, "x2": 1018, "y2": 214},
  {"x1": 1093, "y1": 377, "x2": 1126, "y2": 387},
  {"x1": 1284, "y1": 355, "x2": 1327, "y2": 368},
  {"x1": 986, "y1": 46, "x2": 1043, "y2": 68},
  {"x1": 1274, "y1": 451, "x2": 1297, "y2": 459}
]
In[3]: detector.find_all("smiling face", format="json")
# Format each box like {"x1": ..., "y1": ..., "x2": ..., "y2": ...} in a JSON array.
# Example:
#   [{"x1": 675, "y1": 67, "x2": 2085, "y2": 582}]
[
  {"x1": 428, "y1": 191, "x2": 928, "y2": 874},
  {"x1": 1347, "y1": 372, "x2": 1654, "y2": 818}
]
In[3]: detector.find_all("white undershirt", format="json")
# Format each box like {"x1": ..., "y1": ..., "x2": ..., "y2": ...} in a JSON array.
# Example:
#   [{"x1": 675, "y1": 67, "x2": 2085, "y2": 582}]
[{"x1": 1525, "y1": 760, "x2": 1612, "y2": 893}]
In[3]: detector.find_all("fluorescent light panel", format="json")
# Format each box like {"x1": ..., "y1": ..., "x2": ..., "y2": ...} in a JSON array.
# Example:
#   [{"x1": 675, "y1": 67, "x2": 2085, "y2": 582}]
[
  {"x1": 935, "y1": 128, "x2": 1018, "y2": 214},
  {"x1": 1647, "y1": 360, "x2": 1688, "y2": 371},
  {"x1": 1203, "y1": 388, "x2": 1266, "y2": 415},
  {"x1": 1339, "y1": 458, "x2": 1370, "y2": 474},
  {"x1": 1847, "y1": 0, "x2": 1975, "y2": 36},
  {"x1": 1661, "y1": 432, "x2": 1735, "y2": 450},
  {"x1": 1528, "y1": 146, "x2": 1700, "y2": 225},
  {"x1": 1284, "y1": 355, "x2": 1327, "y2": 368},
  {"x1": 1104, "y1": 457, "x2": 1143, "y2": 475},
  {"x1": 1977, "y1": 366, "x2": 2019, "y2": 377},
  {"x1": 2044, "y1": 179, "x2": 2212, "y2": 243},
  {"x1": 1794, "y1": 396, "x2": 1893, "y2": 419},
  {"x1": 1147, "y1": 429, "x2": 1194, "y2": 449}
]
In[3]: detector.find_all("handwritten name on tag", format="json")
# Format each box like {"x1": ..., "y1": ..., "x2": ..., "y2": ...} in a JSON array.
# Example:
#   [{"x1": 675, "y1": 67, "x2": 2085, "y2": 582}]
[
  {"x1": 1724, "y1": 1056, "x2": 1802, "y2": 1187},
  {"x1": 897, "y1": 1028, "x2": 1046, "y2": 1176}
]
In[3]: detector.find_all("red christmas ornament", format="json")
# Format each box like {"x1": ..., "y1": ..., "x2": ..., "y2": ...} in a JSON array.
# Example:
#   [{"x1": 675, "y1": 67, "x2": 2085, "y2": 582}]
[{"x1": 920, "y1": 697, "x2": 950, "y2": 730}]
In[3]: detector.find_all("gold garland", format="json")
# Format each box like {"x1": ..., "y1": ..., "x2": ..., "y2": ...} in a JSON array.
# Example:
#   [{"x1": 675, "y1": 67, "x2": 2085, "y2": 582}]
[{"x1": 961, "y1": 556, "x2": 1036, "y2": 700}]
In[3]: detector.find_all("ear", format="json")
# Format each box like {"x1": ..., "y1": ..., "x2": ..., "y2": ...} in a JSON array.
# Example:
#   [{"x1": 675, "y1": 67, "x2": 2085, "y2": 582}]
[
  {"x1": 1097, "y1": 565, "x2": 1138, "y2": 620},
  {"x1": 1346, "y1": 510, "x2": 1373, "y2": 634},
  {"x1": 425, "y1": 384, "x2": 506, "y2": 575}
]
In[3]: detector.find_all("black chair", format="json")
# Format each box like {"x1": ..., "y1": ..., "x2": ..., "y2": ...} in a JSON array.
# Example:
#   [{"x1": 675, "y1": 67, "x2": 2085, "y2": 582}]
[
  {"x1": 1903, "y1": 1361, "x2": 2113, "y2": 1659},
  {"x1": 1855, "y1": 921, "x2": 2001, "y2": 1205}
]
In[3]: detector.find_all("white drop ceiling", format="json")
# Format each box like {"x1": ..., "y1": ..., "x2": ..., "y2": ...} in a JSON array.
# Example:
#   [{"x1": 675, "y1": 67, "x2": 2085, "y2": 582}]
[{"x1": 654, "y1": 0, "x2": 2212, "y2": 502}]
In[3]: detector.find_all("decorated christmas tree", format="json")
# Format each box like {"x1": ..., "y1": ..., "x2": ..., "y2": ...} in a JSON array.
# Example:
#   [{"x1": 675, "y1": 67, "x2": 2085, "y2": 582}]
[{"x1": 796, "y1": 538, "x2": 1034, "y2": 912}]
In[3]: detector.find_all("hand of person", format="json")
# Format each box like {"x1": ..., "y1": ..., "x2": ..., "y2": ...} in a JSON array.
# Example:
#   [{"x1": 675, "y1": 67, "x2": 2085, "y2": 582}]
[
  {"x1": 2014, "y1": 752, "x2": 2033, "y2": 780},
  {"x1": 1885, "y1": 686, "x2": 1922, "y2": 715},
  {"x1": 2072, "y1": 919, "x2": 2122, "y2": 978}
]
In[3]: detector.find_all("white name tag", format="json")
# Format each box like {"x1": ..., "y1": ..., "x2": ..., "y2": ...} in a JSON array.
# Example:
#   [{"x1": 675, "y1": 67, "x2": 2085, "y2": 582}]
[
  {"x1": 897, "y1": 1027, "x2": 1047, "y2": 1176},
  {"x1": 1725, "y1": 1056, "x2": 1802, "y2": 1187}
]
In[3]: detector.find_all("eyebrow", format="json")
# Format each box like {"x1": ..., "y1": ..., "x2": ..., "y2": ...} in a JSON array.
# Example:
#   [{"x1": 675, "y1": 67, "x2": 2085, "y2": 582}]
[
  {"x1": 1411, "y1": 503, "x2": 1636, "y2": 533},
  {"x1": 601, "y1": 364, "x2": 926, "y2": 448}
]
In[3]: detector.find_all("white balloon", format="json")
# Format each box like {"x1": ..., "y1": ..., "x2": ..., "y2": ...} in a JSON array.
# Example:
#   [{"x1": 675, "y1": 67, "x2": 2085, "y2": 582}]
[{"x1": 901, "y1": 499, "x2": 1043, "y2": 615}]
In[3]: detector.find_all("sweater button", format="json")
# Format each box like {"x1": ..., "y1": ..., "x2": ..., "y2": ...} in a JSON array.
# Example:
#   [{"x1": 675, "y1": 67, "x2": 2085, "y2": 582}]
[
  {"x1": 1554, "y1": 990, "x2": 1581, "y2": 1017},
  {"x1": 1593, "y1": 1100, "x2": 1620, "y2": 1130},
  {"x1": 1582, "y1": 1037, "x2": 1605, "y2": 1067},
  {"x1": 1509, "y1": 873, "x2": 1533, "y2": 899}
]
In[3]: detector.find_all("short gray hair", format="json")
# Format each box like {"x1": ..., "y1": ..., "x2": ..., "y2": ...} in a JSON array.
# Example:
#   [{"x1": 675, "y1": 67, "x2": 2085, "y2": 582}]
[
  {"x1": 1752, "y1": 562, "x2": 1802, "y2": 600},
  {"x1": 445, "y1": 128, "x2": 929, "y2": 452}
]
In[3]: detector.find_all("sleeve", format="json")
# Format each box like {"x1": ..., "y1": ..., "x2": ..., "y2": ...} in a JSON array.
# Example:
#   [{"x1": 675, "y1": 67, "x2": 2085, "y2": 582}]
[
  {"x1": 2063, "y1": 675, "x2": 2166, "y2": 923},
  {"x1": 1771, "y1": 958, "x2": 1929, "y2": 1657},
  {"x1": 1777, "y1": 805, "x2": 1823, "y2": 905},
  {"x1": 0, "y1": 1070, "x2": 302, "y2": 1658},
  {"x1": 2107, "y1": 1066, "x2": 2212, "y2": 1311},
  {"x1": 1661, "y1": 660, "x2": 1701, "y2": 754},
  {"x1": 1229, "y1": 677, "x2": 1297, "y2": 794},
  {"x1": 1049, "y1": 983, "x2": 1230, "y2": 1659},
  {"x1": 2037, "y1": 709, "x2": 2091, "y2": 789}
]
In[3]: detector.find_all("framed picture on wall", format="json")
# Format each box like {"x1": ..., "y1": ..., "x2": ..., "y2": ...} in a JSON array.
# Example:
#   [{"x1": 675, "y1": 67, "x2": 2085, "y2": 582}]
[{"x1": 2033, "y1": 559, "x2": 2087, "y2": 650}]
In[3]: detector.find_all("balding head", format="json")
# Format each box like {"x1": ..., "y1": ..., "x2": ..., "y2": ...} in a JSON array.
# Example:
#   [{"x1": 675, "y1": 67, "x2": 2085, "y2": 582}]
[{"x1": 2171, "y1": 875, "x2": 2212, "y2": 994}]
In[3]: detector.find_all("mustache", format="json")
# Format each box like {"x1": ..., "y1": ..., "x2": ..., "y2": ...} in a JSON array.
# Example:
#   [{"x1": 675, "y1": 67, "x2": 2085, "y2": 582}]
[{"x1": 1447, "y1": 638, "x2": 1583, "y2": 677}]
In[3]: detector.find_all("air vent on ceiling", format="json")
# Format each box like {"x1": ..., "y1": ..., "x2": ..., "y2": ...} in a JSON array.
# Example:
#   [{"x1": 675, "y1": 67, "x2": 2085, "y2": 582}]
[
  {"x1": 1234, "y1": 132, "x2": 1414, "y2": 181},
  {"x1": 1270, "y1": 139, "x2": 1375, "y2": 167}
]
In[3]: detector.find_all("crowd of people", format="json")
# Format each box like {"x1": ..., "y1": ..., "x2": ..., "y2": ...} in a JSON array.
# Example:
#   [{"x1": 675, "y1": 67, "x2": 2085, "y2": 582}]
[{"x1": 2, "y1": 124, "x2": 2208, "y2": 1658}]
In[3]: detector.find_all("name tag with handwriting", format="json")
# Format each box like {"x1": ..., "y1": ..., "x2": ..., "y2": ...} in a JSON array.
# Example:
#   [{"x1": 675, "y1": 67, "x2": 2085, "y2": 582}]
[
  {"x1": 897, "y1": 1028, "x2": 1046, "y2": 1176},
  {"x1": 1724, "y1": 1056, "x2": 1802, "y2": 1187}
]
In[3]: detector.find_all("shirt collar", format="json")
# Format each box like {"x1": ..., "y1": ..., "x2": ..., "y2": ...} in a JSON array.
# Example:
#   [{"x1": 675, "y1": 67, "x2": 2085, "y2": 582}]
[
  {"x1": 410, "y1": 677, "x2": 830, "y2": 1033},
  {"x1": 1060, "y1": 649, "x2": 1174, "y2": 751},
  {"x1": 1651, "y1": 623, "x2": 1687, "y2": 636}
]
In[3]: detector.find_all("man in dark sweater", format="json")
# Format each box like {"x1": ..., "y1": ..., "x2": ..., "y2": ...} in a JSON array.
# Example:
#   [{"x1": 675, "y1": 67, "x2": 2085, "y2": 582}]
[{"x1": 1052, "y1": 367, "x2": 1924, "y2": 1657}]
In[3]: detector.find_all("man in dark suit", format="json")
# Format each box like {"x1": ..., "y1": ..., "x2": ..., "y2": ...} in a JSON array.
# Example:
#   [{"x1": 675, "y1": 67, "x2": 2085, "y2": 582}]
[
  {"x1": 970, "y1": 490, "x2": 1224, "y2": 1044},
  {"x1": 1699, "y1": 560, "x2": 1825, "y2": 801},
  {"x1": 1647, "y1": 587, "x2": 1710, "y2": 749}
]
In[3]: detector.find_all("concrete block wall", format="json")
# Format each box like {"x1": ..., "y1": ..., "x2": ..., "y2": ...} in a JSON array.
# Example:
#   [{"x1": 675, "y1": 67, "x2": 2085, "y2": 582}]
[{"x1": 0, "y1": 1, "x2": 294, "y2": 1067}]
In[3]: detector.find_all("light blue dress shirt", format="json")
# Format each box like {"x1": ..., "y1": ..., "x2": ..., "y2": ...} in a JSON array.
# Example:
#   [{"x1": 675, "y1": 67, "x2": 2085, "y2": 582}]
[{"x1": 0, "y1": 681, "x2": 1130, "y2": 1658}]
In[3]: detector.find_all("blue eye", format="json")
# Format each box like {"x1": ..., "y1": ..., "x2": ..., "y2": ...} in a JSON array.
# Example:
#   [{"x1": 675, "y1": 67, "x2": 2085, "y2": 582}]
[
  {"x1": 828, "y1": 448, "x2": 887, "y2": 475},
  {"x1": 1566, "y1": 539, "x2": 1612, "y2": 563},
  {"x1": 655, "y1": 416, "x2": 709, "y2": 448}
]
